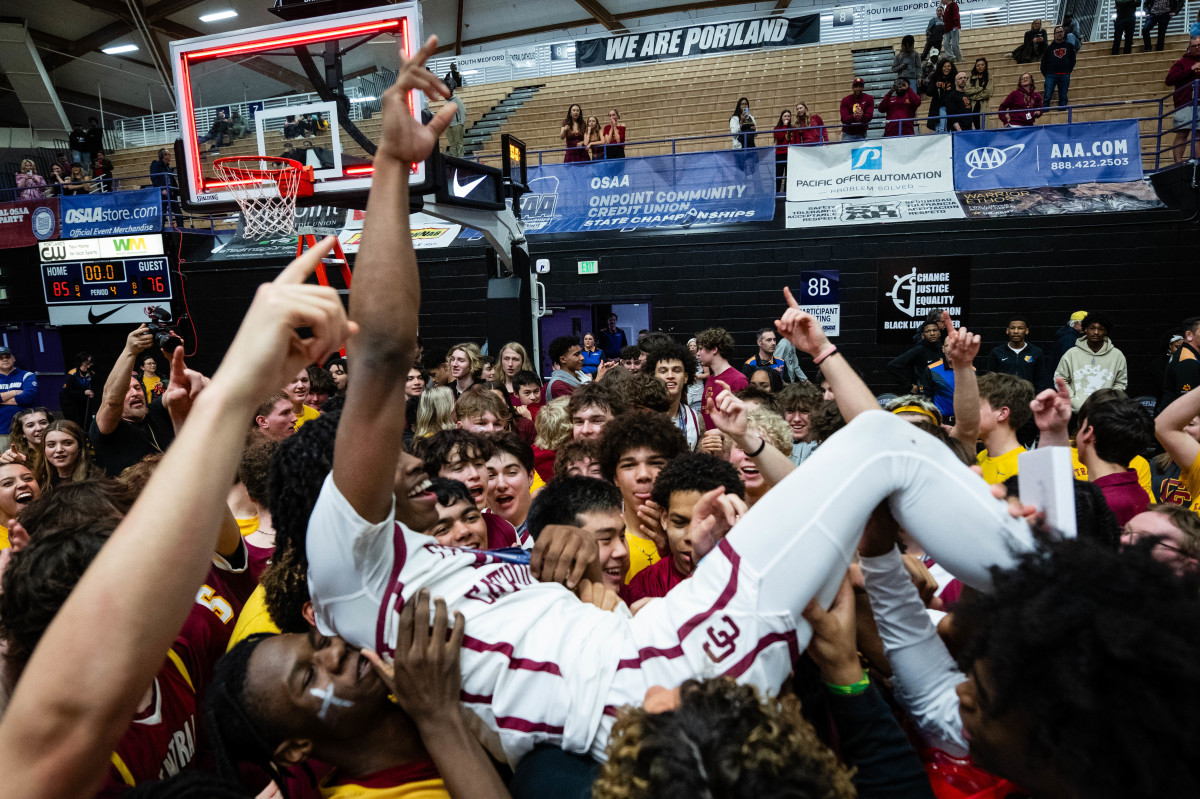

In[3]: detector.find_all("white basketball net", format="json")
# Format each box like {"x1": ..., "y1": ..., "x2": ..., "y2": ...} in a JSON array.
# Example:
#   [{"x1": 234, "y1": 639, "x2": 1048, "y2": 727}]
[{"x1": 214, "y1": 157, "x2": 302, "y2": 240}]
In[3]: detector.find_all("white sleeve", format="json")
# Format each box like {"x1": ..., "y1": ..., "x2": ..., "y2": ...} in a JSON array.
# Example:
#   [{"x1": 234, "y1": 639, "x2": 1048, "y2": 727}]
[
  {"x1": 860, "y1": 545, "x2": 968, "y2": 756},
  {"x1": 305, "y1": 473, "x2": 397, "y2": 640}
]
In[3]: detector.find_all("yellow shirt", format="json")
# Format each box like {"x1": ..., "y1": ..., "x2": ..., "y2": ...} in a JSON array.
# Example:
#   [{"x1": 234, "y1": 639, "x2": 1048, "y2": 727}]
[
  {"x1": 529, "y1": 471, "x2": 545, "y2": 496},
  {"x1": 322, "y1": 778, "x2": 448, "y2": 799},
  {"x1": 295, "y1": 403, "x2": 321, "y2": 430},
  {"x1": 227, "y1": 584, "x2": 280, "y2": 651},
  {"x1": 624, "y1": 528, "x2": 661, "y2": 584},
  {"x1": 141, "y1": 374, "x2": 161, "y2": 397},
  {"x1": 977, "y1": 446, "x2": 1025, "y2": 485},
  {"x1": 236, "y1": 515, "x2": 259, "y2": 537},
  {"x1": 1071, "y1": 448, "x2": 1155, "y2": 504},
  {"x1": 1180, "y1": 452, "x2": 1200, "y2": 514},
  {"x1": 0, "y1": 524, "x2": 8, "y2": 551}
]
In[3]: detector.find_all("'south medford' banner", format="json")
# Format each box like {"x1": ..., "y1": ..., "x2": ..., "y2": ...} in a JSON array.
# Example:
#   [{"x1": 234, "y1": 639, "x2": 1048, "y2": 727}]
[
  {"x1": 518, "y1": 150, "x2": 775, "y2": 234},
  {"x1": 575, "y1": 15, "x2": 819, "y2": 68},
  {"x1": 786, "y1": 136, "x2": 954, "y2": 202},
  {"x1": 876, "y1": 258, "x2": 970, "y2": 346}
]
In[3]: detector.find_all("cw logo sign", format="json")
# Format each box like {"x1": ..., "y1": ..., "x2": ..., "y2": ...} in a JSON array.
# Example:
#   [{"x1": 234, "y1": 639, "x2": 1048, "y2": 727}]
[{"x1": 964, "y1": 144, "x2": 1025, "y2": 178}]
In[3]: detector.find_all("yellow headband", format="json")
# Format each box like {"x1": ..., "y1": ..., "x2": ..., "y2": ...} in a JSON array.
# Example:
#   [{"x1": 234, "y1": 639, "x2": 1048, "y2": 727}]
[{"x1": 891, "y1": 405, "x2": 940, "y2": 424}]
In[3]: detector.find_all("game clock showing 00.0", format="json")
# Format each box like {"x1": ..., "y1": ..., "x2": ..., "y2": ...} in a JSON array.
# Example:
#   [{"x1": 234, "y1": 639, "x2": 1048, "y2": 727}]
[{"x1": 42, "y1": 257, "x2": 171, "y2": 305}]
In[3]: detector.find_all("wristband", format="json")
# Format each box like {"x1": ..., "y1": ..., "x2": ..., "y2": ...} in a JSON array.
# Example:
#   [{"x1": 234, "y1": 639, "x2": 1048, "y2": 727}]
[
  {"x1": 812, "y1": 345, "x2": 838, "y2": 365},
  {"x1": 824, "y1": 671, "x2": 870, "y2": 696},
  {"x1": 746, "y1": 436, "x2": 767, "y2": 458}
]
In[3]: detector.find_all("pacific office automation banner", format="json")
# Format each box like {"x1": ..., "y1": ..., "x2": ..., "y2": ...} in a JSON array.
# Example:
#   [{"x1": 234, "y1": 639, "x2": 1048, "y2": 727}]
[
  {"x1": 786, "y1": 192, "x2": 963, "y2": 228},
  {"x1": 786, "y1": 136, "x2": 954, "y2": 201},
  {"x1": 953, "y1": 121, "x2": 1143, "y2": 191},
  {"x1": 575, "y1": 15, "x2": 819, "y2": 68},
  {"x1": 957, "y1": 180, "x2": 1165, "y2": 218},
  {"x1": 60, "y1": 188, "x2": 162, "y2": 238},
  {"x1": 518, "y1": 150, "x2": 775, "y2": 234},
  {"x1": 0, "y1": 198, "x2": 58, "y2": 249}
]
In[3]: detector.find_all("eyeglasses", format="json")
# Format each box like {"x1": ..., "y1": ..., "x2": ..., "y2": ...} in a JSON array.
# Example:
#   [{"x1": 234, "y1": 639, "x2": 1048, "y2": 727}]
[{"x1": 1122, "y1": 528, "x2": 1197, "y2": 560}]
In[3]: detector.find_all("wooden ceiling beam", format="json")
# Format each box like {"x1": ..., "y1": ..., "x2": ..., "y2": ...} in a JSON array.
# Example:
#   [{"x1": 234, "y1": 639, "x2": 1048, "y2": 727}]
[{"x1": 572, "y1": 0, "x2": 628, "y2": 33}]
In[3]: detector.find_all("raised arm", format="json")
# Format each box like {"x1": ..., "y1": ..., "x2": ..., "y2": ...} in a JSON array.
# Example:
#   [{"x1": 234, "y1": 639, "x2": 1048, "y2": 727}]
[
  {"x1": 1031, "y1": 377, "x2": 1073, "y2": 449},
  {"x1": 1156, "y1": 385, "x2": 1200, "y2": 471},
  {"x1": 776, "y1": 286, "x2": 878, "y2": 421},
  {"x1": 332, "y1": 35, "x2": 455, "y2": 522},
  {"x1": 95, "y1": 325, "x2": 152, "y2": 434},
  {"x1": 0, "y1": 244, "x2": 351, "y2": 799},
  {"x1": 943, "y1": 311, "x2": 981, "y2": 447}
]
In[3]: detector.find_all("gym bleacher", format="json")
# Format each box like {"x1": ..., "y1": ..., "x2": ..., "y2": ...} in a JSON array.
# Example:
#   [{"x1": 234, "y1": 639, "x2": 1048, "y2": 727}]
[{"x1": 102, "y1": 22, "x2": 1194, "y2": 191}]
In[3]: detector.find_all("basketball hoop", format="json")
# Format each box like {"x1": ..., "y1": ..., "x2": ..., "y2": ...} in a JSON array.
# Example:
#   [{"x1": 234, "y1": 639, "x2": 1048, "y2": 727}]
[{"x1": 213, "y1": 156, "x2": 314, "y2": 239}]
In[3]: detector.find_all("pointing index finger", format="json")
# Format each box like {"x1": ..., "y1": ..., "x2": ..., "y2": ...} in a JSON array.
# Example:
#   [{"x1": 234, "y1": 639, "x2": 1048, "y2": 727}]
[
  {"x1": 276, "y1": 236, "x2": 336, "y2": 285},
  {"x1": 783, "y1": 286, "x2": 800, "y2": 309}
]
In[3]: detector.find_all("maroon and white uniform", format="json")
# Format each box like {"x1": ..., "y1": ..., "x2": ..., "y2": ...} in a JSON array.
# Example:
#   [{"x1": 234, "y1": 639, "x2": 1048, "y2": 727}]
[
  {"x1": 97, "y1": 543, "x2": 258, "y2": 796},
  {"x1": 306, "y1": 413, "x2": 1038, "y2": 766}
]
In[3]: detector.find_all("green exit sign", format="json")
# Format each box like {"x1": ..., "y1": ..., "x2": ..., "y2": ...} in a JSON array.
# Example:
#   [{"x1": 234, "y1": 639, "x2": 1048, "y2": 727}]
[{"x1": 577, "y1": 259, "x2": 599, "y2": 275}]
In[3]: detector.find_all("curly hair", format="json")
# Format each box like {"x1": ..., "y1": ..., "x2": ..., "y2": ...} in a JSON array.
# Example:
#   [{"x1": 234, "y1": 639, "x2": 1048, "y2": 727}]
[
  {"x1": 533, "y1": 396, "x2": 572, "y2": 450},
  {"x1": 651, "y1": 452, "x2": 745, "y2": 509},
  {"x1": 642, "y1": 342, "x2": 699, "y2": 388},
  {"x1": 808, "y1": 400, "x2": 845, "y2": 444},
  {"x1": 619, "y1": 345, "x2": 642, "y2": 363},
  {"x1": 238, "y1": 440, "x2": 279, "y2": 507},
  {"x1": 1080, "y1": 311, "x2": 1114, "y2": 336},
  {"x1": 953, "y1": 539, "x2": 1200, "y2": 797},
  {"x1": 413, "y1": 429, "x2": 494, "y2": 476},
  {"x1": 736, "y1": 387, "x2": 782, "y2": 416},
  {"x1": 526, "y1": 476, "x2": 622, "y2": 539},
  {"x1": 694, "y1": 327, "x2": 736, "y2": 361},
  {"x1": 620, "y1": 374, "x2": 671, "y2": 413},
  {"x1": 553, "y1": 438, "x2": 601, "y2": 481},
  {"x1": 263, "y1": 405, "x2": 341, "y2": 631},
  {"x1": 0, "y1": 523, "x2": 112, "y2": 665},
  {"x1": 725, "y1": 407, "x2": 792, "y2": 458},
  {"x1": 776, "y1": 382, "x2": 823, "y2": 415},
  {"x1": 976, "y1": 373, "x2": 1034, "y2": 431},
  {"x1": 593, "y1": 677, "x2": 856, "y2": 799},
  {"x1": 597, "y1": 412, "x2": 688, "y2": 481}
]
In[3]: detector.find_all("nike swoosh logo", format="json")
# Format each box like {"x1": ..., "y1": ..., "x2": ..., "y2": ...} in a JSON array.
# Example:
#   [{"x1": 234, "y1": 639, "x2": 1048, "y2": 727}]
[
  {"x1": 452, "y1": 170, "x2": 487, "y2": 198},
  {"x1": 88, "y1": 305, "x2": 126, "y2": 324}
]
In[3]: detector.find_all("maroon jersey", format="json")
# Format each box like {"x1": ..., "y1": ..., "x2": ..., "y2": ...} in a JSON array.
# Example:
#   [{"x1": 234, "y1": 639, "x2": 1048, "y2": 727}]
[
  {"x1": 98, "y1": 543, "x2": 258, "y2": 795},
  {"x1": 624, "y1": 556, "x2": 687, "y2": 604}
]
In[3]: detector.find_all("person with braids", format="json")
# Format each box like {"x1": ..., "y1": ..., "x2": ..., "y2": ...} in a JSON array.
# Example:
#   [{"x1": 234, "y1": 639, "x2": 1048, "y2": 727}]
[{"x1": 0, "y1": 210, "x2": 356, "y2": 798}]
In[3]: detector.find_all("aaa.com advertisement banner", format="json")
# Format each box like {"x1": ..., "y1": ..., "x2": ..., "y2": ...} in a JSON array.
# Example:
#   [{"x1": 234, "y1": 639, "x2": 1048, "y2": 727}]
[
  {"x1": 786, "y1": 136, "x2": 954, "y2": 201},
  {"x1": 519, "y1": 150, "x2": 775, "y2": 234},
  {"x1": 952, "y1": 120, "x2": 1143, "y2": 191},
  {"x1": 575, "y1": 15, "x2": 818, "y2": 68},
  {"x1": 0, "y1": 197, "x2": 58, "y2": 249},
  {"x1": 59, "y1": 188, "x2": 162, "y2": 238}
]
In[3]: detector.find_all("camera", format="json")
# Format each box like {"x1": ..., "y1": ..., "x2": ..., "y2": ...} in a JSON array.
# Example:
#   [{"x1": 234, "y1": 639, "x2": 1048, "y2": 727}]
[{"x1": 145, "y1": 305, "x2": 182, "y2": 353}]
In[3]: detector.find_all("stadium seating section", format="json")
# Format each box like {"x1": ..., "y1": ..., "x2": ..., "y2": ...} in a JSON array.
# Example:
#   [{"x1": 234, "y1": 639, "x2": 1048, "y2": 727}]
[{"x1": 105, "y1": 24, "x2": 1194, "y2": 191}]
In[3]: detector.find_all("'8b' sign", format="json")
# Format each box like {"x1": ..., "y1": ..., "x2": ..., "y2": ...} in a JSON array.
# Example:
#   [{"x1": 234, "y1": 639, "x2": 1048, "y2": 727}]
[{"x1": 798, "y1": 270, "x2": 839, "y2": 303}]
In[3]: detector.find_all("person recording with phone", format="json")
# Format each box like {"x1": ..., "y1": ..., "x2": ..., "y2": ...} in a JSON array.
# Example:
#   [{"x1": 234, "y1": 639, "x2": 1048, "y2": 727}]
[{"x1": 730, "y1": 97, "x2": 757, "y2": 149}]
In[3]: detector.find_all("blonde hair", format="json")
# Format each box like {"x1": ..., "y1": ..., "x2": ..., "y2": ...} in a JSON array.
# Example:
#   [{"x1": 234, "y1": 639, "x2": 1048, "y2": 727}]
[
  {"x1": 533, "y1": 397, "x2": 572, "y2": 450},
  {"x1": 498, "y1": 342, "x2": 535, "y2": 375},
  {"x1": 415, "y1": 386, "x2": 456, "y2": 437},
  {"x1": 723, "y1": 407, "x2": 792, "y2": 456},
  {"x1": 446, "y1": 342, "x2": 484, "y2": 377}
]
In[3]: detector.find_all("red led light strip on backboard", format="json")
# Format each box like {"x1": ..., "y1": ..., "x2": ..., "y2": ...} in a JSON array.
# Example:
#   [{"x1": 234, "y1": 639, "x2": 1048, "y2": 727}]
[{"x1": 183, "y1": 19, "x2": 401, "y2": 62}]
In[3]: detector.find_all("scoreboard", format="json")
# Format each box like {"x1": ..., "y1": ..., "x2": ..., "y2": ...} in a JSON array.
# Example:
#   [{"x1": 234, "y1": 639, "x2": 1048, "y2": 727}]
[
  {"x1": 38, "y1": 234, "x2": 173, "y2": 326},
  {"x1": 42, "y1": 258, "x2": 171, "y2": 304}
]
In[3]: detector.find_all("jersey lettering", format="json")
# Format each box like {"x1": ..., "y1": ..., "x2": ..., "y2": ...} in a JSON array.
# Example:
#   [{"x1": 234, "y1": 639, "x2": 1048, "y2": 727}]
[
  {"x1": 464, "y1": 563, "x2": 535, "y2": 605},
  {"x1": 195, "y1": 584, "x2": 234, "y2": 624},
  {"x1": 702, "y1": 615, "x2": 741, "y2": 664},
  {"x1": 156, "y1": 715, "x2": 196, "y2": 779}
]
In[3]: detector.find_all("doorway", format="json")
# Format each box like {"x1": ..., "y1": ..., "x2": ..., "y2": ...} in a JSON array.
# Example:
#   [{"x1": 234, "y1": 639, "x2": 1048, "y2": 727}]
[{"x1": 537, "y1": 301, "x2": 652, "y2": 377}]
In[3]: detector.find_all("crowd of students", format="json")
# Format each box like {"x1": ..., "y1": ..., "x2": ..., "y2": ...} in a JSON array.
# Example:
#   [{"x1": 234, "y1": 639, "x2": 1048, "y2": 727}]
[{"x1": 1, "y1": 34, "x2": 1199, "y2": 799}]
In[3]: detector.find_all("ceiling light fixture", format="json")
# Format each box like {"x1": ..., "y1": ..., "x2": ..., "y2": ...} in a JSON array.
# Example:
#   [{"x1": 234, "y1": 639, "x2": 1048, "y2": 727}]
[
  {"x1": 102, "y1": 44, "x2": 139, "y2": 54},
  {"x1": 200, "y1": 9, "x2": 238, "y2": 22}
]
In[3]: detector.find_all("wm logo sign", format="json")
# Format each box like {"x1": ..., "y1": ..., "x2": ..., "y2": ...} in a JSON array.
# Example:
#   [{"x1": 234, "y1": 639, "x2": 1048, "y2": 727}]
[{"x1": 112, "y1": 237, "x2": 146, "y2": 252}]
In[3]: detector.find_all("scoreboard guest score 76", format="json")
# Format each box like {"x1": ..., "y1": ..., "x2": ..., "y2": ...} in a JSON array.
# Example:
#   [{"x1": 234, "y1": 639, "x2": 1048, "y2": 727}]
[{"x1": 42, "y1": 258, "x2": 172, "y2": 305}]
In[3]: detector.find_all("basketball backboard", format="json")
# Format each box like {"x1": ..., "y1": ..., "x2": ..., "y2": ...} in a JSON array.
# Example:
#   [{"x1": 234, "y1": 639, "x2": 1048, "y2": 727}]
[{"x1": 170, "y1": 3, "x2": 425, "y2": 213}]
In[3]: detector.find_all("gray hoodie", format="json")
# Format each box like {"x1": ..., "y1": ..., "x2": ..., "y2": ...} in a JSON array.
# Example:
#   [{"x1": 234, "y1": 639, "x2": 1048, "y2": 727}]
[{"x1": 1054, "y1": 336, "x2": 1128, "y2": 411}]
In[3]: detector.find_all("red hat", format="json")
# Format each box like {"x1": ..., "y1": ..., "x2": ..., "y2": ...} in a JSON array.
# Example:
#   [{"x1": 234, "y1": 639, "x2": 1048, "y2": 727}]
[{"x1": 852, "y1": 77, "x2": 865, "y2": 86}]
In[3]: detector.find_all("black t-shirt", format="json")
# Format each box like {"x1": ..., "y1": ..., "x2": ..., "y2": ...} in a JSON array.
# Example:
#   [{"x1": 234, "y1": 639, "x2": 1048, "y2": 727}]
[{"x1": 89, "y1": 399, "x2": 175, "y2": 477}]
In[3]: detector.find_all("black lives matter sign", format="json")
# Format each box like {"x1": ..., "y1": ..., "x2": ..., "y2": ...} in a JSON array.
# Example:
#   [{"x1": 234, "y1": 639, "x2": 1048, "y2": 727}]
[{"x1": 875, "y1": 258, "x2": 970, "y2": 345}]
